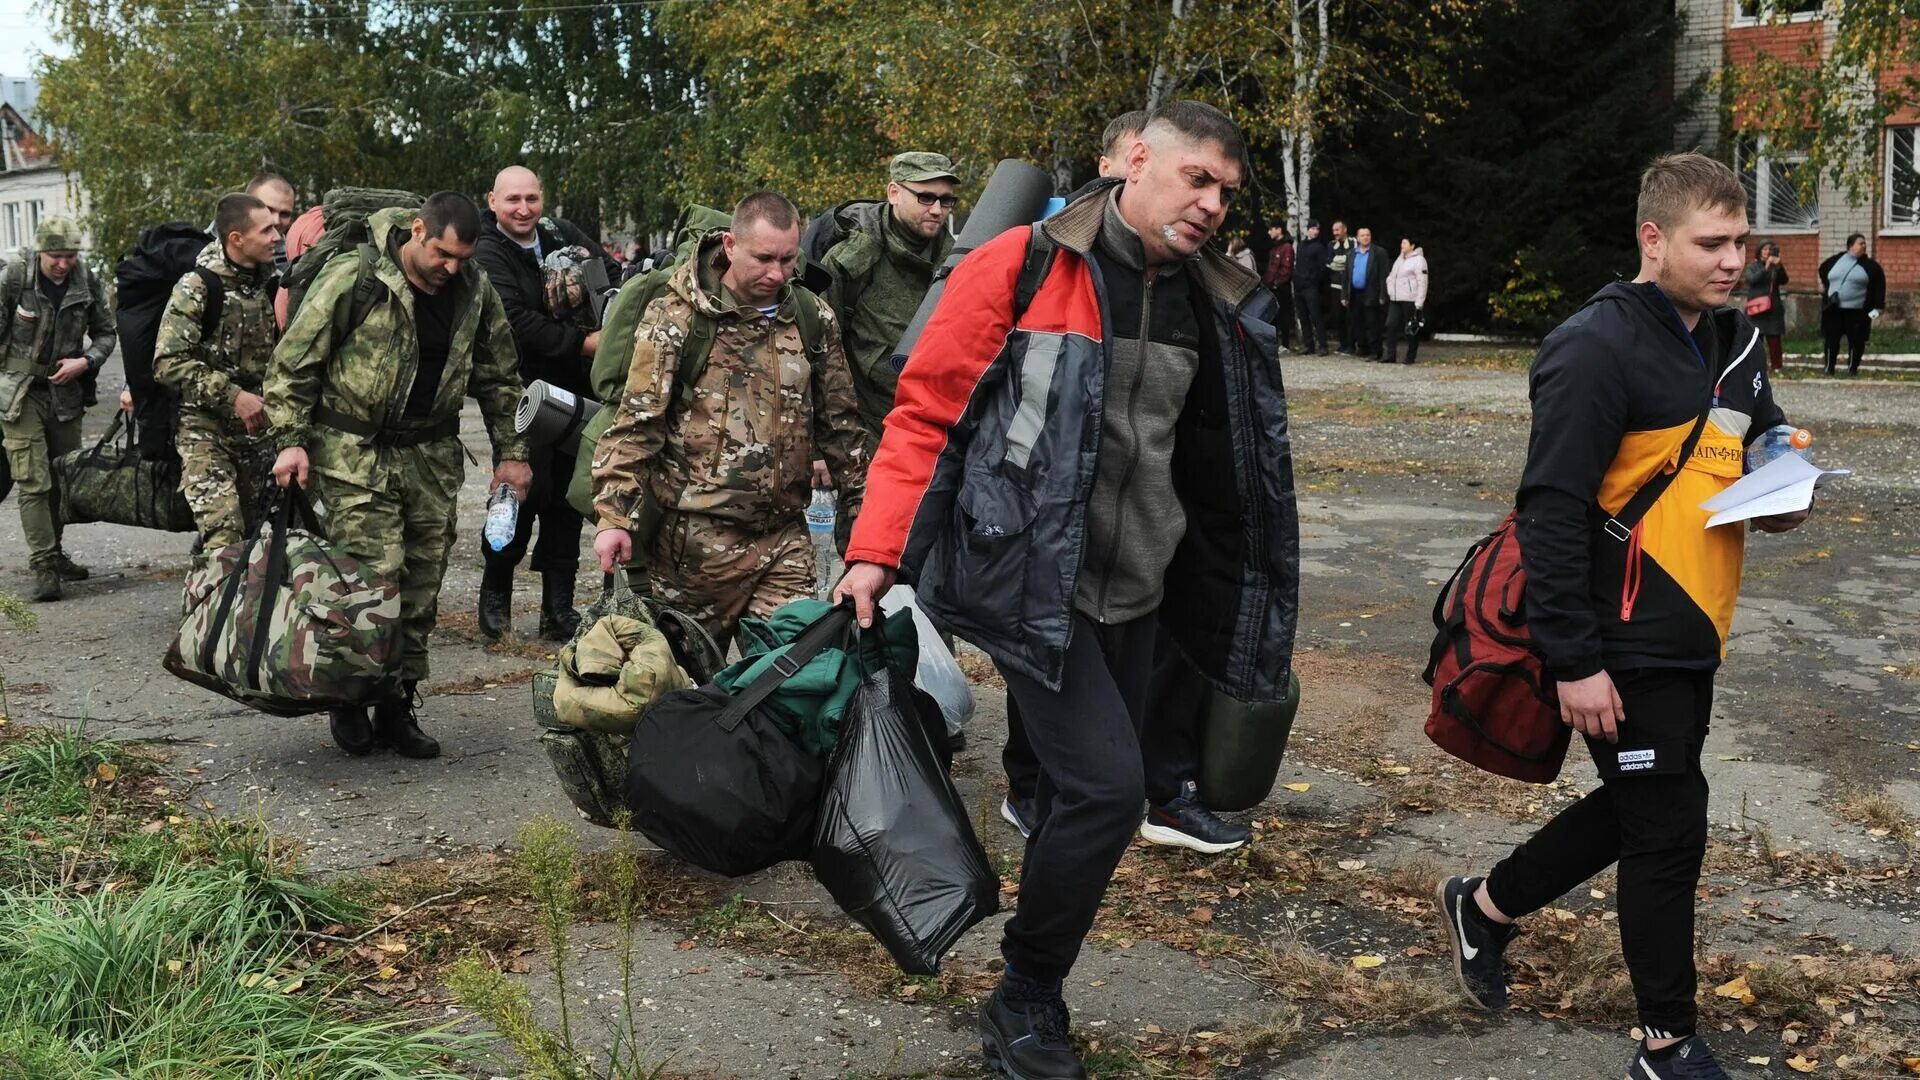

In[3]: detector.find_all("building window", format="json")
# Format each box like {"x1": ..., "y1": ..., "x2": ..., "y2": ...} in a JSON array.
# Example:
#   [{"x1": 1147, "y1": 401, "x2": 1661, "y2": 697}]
[
  {"x1": 3, "y1": 203, "x2": 18, "y2": 250},
  {"x1": 1735, "y1": 136, "x2": 1819, "y2": 231},
  {"x1": 26, "y1": 199, "x2": 42, "y2": 234},
  {"x1": 1734, "y1": 0, "x2": 1823, "y2": 24},
  {"x1": 1891, "y1": 126, "x2": 1920, "y2": 230}
]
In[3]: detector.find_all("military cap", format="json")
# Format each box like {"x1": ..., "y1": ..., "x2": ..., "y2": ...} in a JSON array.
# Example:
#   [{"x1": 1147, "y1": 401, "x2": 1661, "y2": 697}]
[
  {"x1": 34, "y1": 216, "x2": 85, "y2": 252},
  {"x1": 888, "y1": 152, "x2": 958, "y2": 184}
]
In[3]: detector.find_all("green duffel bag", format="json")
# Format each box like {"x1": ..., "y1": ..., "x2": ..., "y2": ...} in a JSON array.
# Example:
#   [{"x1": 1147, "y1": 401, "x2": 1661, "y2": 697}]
[
  {"x1": 535, "y1": 572, "x2": 724, "y2": 827},
  {"x1": 1198, "y1": 672, "x2": 1302, "y2": 812},
  {"x1": 163, "y1": 481, "x2": 400, "y2": 716},
  {"x1": 53, "y1": 412, "x2": 195, "y2": 532}
]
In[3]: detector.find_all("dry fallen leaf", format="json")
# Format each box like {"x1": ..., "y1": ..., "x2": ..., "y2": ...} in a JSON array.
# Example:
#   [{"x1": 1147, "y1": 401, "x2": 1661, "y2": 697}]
[
  {"x1": 1714, "y1": 974, "x2": 1756, "y2": 1005},
  {"x1": 95, "y1": 762, "x2": 118, "y2": 782},
  {"x1": 1338, "y1": 859, "x2": 1368, "y2": 871},
  {"x1": 1351, "y1": 955, "x2": 1385, "y2": 969},
  {"x1": 1383, "y1": 766, "x2": 1412, "y2": 776},
  {"x1": 166, "y1": 959, "x2": 184, "y2": 974},
  {"x1": 376, "y1": 966, "x2": 398, "y2": 980},
  {"x1": 1283, "y1": 783, "x2": 1311, "y2": 793},
  {"x1": 1188, "y1": 907, "x2": 1214, "y2": 925},
  {"x1": 684, "y1": 966, "x2": 709, "y2": 975},
  {"x1": 1747, "y1": 1057, "x2": 1771, "y2": 1067},
  {"x1": 1785, "y1": 1054, "x2": 1817, "y2": 1073},
  {"x1": 1900, "y1": 1055, "x2": 1920, "y2": 1075}
]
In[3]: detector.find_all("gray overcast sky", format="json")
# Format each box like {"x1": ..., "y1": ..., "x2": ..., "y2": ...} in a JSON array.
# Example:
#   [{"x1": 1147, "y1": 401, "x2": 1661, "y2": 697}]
[{"x1": 0, "y1": 0, "x2": 64, "y2": 80}]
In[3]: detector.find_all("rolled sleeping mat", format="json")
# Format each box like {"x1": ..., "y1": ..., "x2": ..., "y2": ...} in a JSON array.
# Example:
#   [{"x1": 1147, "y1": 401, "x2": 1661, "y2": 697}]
[
  {"x1": 516, "y1": 379, "x2": 602, "y2": 449},
  {"x1": 1197, "y1": 671, "x2": 1302, "y2": 812},
  {"x1": 887, "y1": 158, "x2": 1055, "y2": 372}
]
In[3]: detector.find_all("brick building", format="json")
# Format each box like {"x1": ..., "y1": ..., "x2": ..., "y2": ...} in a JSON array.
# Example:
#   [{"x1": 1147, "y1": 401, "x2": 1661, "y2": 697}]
[{"x1": 1675, "y1": 0, "x2": 1920, "y2": 327}]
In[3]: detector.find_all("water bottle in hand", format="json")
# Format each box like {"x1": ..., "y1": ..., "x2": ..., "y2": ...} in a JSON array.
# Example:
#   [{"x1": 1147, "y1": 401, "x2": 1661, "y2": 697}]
[
  {"x1": 806, "y1": 488, "x2": 836, "y2": 537},
  {"x1": 1746, "y1": 424, "x2": 1812, "y2": 473},
  {"x1": 484, "y1": 484, "x2": 520, "y2": 552}
]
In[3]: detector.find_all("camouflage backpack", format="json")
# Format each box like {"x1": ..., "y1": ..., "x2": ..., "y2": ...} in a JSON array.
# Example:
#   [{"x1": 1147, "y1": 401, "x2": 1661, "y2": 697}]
[
  {"x1": 280, "y1": 187, "x2": 423, "y2": 334},
  {"x1": 533, "y1": 572, "x2": 724, "y2": 827},
  {"x1": 164, "y1": 481, "x2": 400, "y2": 716}
]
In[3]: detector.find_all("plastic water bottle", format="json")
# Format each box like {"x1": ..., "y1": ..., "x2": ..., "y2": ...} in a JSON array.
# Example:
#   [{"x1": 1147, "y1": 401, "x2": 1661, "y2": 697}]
[
  {"x1": 483, "y1": 484, "x2": 520, "y2": 552},
  {"x1": 806, "y1": 489, "x2": 837, "y2": 598},
  {"x1": 1745, "y1": 424, "x2": 1813, "y2": 473}
]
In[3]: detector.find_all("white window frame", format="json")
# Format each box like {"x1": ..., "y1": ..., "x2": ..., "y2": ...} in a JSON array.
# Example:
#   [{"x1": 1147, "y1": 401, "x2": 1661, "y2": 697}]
[
  {"x1": 1887, "y1": 125, "x2": 1920, "y2": 235},
  {"x1": 1736, "y1": 135, "x2": 1820, "y2": 233},
  {"x1": 26, "y1": 199, "x2": 42, "y2": 234},
  {"x1": 3, "y1": 202, "x2": 18, "y2": 250},
  {"x1": 1732, "y1": 0, "x2": 1823, "y2": 28}
]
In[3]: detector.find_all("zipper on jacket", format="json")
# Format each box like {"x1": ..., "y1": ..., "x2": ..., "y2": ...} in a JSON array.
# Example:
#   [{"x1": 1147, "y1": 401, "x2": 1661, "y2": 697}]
[{"x1": 1620, "y1": 520, "x2": 1644, "y2": 623}]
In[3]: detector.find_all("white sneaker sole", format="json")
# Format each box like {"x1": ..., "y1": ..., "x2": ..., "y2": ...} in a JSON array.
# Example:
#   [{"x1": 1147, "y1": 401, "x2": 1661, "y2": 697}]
[
  {"x1": 999, "y1": 798, "x2": 1032, "y2": 839},
  {"x1": 1138, "y1": 821, "x2": 1247, "y2": 855}
]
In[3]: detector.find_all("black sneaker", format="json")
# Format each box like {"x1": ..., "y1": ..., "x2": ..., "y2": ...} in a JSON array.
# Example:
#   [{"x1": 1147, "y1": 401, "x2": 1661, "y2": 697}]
[
  {"x1": 1138, "y1": 780, "x2": 1251, "y2": 854},
  {"x1": 979, "y1": 987, "x2": 1086, "y2": 1080},
  {"x1": 1626, "y1": 1034, "x2": 1731, "y2": 1079},
  {"x1": 1437, "y1": 875, "x2": 1517, "y2": 1010},
  {"x1": 1000, "y1": 794, "x2": 1036, "y2": 840}
]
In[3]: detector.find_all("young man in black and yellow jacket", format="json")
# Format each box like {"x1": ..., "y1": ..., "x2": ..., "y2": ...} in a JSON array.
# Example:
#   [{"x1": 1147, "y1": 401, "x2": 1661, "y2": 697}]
[{"x1": 1436, "y1": 154, "x2": 1812, "y2": 1080}]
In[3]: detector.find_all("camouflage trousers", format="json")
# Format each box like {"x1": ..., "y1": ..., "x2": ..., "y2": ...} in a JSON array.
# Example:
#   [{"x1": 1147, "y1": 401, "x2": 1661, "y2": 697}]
[
  {"x1": 308, "y1": 439, "x2": 463, "y2": 685},
  {"x1": 646, "y1": 512, "x2": 815, "y2": 651},
  {"x1": 0, "y1": 386, "x2": 81, "y2": 567},
  {"x1": 177, "y1": 411, "x2": 277, "y2": 550}
]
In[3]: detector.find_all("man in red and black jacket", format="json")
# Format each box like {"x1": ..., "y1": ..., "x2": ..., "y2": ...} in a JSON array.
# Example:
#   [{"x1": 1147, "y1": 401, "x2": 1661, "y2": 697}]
[
  {"x1": 1262, "y1": 219, "x2": 1295, "y2": 351},
  {"x1": 835, "y1": 101, "x2": 1299, "y2": 1080},
  {"x1": 1436, "y1": 154, "x2": 1810, "y2": 1080}
]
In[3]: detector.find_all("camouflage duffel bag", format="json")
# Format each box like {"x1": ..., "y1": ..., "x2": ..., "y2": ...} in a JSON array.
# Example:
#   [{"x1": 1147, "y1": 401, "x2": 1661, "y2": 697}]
[
  {"x1": 536, "y1": 571, "x2": 724, "y2": 826},
  {"x1": 164, "y1": 480, "x2": 400, "y2": 716},
  {"x1": 53, "y1": 412, "x2": 195, "y2": 531}
]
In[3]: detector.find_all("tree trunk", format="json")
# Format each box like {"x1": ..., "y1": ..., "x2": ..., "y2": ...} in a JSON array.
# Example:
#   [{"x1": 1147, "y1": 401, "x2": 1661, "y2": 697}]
[
  {"x1": 1146, "y1": 0, "x2": 1191, "y2": 112},
  {"x1": 1278, "y1": 0, "x2": 1329, "y2": 235}
]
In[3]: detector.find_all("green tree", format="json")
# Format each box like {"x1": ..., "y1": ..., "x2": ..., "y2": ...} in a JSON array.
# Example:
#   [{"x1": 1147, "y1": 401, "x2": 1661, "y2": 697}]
[{"x1": 37, "y1": 0, "x2": 390, "y2": 259}]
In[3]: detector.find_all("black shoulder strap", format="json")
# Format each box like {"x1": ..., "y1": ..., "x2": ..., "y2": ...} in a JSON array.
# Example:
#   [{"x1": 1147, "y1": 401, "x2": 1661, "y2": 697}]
[
  {"x1": 1012, "y1": 224, "x2": 1057, "y2": 322},
  {"x1": 1605, "y1": 405, "x2": 1712, "y2": 540},
  {"x1": 191, "y1": 266, "x2": 225, "y2": 341},
  {"x1": 713, "y1": 605, "x2": 856, "y2": 732}
]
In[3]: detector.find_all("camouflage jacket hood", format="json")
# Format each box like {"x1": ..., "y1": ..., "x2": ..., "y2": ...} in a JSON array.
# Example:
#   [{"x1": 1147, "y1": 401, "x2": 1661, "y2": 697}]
[
  {"x1": 152, "y1": 240, "x2": 280, "y2": 419},
  {"x1": 264, "y1": 206, "x2": 529, "y2": 491},
  {"x1": 668, "y1": 230, "x2": 813, "y2": 325}
]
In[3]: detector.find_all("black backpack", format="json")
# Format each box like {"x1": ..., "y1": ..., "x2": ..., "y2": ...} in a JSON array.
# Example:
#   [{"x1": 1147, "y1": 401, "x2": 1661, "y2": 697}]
[{"x1": 115, "y1": 222, "x2": 212, "y2": 460}]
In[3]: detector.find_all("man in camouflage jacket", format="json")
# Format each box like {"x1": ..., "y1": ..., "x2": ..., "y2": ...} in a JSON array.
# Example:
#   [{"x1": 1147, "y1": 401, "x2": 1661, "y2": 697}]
[
  {"x1": 0, "y1": 216, "x2": 116, "y2": 601},
  {"x1": 265, "y1": 192, "x2": 531, "y2": 759},
  {"x1": 155, "y1": 192, "x2": 284, "y2": 551},
  {"x1": 590, "y1": 192, "x2": 866, "y2": 649}
]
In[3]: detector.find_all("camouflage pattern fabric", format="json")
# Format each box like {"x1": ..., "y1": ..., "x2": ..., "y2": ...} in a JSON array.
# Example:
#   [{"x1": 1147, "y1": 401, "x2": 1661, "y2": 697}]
[
  {"x1": 819, "y1": 201, "x2": 953, "y2": 436},
  {"x1": 153, "y1": 241, "x2": 281, "y2": 548},
  {"x1": 51, "y1": 411, "x2": 195, "y2": 533},
  {"x1": 541, "y1": 244, "x2": 601, "y2": 331},
  {"x1": 175, "y1": 417, "x2": 276, "y2": 548},
  {"x1": 2, "y1": 387, "x2": 81, "y2": 564},
  {"x1": 648, "y1": 513, "x2": 816, "y2": 649},
  {"x1": 589, "y1": 233, "x2": 866, "y2": 538},
  {"x1": 308, "y1": 442, "x2": 462, "y2": 685},
  {"x1": 164, "y1": 489, "x2": 400, "y2": 715},
  {"x1": 0, "y1": 254, "x2": 117, "y2": 425},
  {"x1": 551, "y1": 612, "x2": 692, "y2": 734}
]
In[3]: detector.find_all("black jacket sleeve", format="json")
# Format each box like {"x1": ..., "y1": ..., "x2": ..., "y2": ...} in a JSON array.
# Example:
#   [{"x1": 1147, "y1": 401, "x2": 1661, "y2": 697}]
[
  {"x1": 1866, "y1": 257, "x2": 1888, "y2": 313},
  {"x1": 1515, "y1": 323, "x2": 1632, "y2": 682},
  {"x1": 472, "y1": 238, "x2": 585, "y2": 387}
]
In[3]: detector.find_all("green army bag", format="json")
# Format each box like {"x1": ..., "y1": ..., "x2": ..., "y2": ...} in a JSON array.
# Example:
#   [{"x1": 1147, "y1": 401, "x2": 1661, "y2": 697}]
[
  {"x1": 52, "y1": 412, "x2": 196, "y2": 532},
  {"x1": 280, "y1": 187, "x2": 422, "y2": 331},
  {"x1": 164, "y1": 481, "x2": 401, "y2": 716}
]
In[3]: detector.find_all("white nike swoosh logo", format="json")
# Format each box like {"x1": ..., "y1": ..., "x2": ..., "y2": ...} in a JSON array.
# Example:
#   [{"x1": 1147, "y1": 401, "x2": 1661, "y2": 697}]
[{"x1": 1454, "y1": 895, "x2": 1479, "y2": 960}]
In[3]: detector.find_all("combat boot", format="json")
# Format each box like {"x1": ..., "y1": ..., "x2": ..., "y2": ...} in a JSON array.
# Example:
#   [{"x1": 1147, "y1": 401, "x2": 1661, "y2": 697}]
[
  {"x1": 53, "y1": 551, "x2": 90, "y2": 581},
  {"x1": 329, "y1": 705, "x2": 375, "y2": 756},
  {"x1": 374, "y1": 684, "x2": 441, "y2": 759},
  {"x1": 478, "y1": 562, "x2": 513, "y2": 639},
  {"x1": 29, "y1": 564, "x2": 62, "y2": 602},
  {"x1": 538, "y1": 570, "x2": 581, "y2": 642}
]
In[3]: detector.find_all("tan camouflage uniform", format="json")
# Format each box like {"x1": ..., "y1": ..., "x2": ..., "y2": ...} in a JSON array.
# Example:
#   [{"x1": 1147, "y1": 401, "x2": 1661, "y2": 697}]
[
  {"x1": 590, "y1": 233, "x2": 867, "y2": 647},
  {"x1": 0, "y1": 222, "x2": 116, "y2": 574},
  {"x1": 153, "y1": 240, "x2": 281, "y2": 550},
  {"x1": 264, "y1": 208, "x2": 528, "y2": 685}
]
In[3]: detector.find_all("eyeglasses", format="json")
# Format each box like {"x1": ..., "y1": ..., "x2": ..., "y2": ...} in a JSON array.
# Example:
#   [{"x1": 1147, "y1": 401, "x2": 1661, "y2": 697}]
[{"x1": 901, "y1": 185, "x2": 958, "y2": 209}]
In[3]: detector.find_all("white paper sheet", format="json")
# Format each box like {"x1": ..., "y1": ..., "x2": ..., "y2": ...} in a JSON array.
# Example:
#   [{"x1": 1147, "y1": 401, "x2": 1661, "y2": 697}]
[{"x1": 1700, "y1": 451, "x2": 1850, "y2": 528}]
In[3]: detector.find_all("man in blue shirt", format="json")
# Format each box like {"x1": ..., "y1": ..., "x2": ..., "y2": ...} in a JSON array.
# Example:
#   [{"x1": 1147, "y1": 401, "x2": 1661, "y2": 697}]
[{"x1": 1344, "y1": 226, "x2": 1388, "y2": 360}]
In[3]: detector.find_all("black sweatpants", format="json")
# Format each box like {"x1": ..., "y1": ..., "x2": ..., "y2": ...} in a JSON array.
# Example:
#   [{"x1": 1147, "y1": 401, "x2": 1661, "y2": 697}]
[
  {"x1": 1000, "y1": 612, "x2": 1157, "y2": 984},
  {"x1": 1293, "y1": 285, "x2": 1326, "y2": 353},
  {"x1": 1270, "y1": 286, "x2": 1296, "y2": 349},
  {"x1": 1003, "y1": 622, "x2": 1203, "y2": 808},
  {"x1": 1484, "y1": 667, "x2": 1714, "y2": 1038},
  {"x1": 481, "y1": 446, "x2": 583, "y2": 577}
]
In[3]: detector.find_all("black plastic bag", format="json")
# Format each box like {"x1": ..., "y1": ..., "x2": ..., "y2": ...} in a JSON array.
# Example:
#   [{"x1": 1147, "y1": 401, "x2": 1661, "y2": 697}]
[{"x1": 811, "y1": 660, "x2": 998, "y2": 975}]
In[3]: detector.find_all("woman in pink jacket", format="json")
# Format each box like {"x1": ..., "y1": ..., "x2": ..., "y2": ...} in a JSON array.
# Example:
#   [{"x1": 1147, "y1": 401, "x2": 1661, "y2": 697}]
[{"x1": 1382, "y1": 238, "x2": 1428, "y2": 365}]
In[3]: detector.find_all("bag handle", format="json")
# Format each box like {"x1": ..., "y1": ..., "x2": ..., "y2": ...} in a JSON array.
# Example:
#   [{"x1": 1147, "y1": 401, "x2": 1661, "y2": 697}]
[
  {"x1": 714, "y1": 604, "x2": 856, "y2": 732},
  {"x1": 1603, "y1": 404, "x2": 1710, "y2": 541},
  {"x1": 82, "y1": 411, "x2": 128, "y2": 464}
]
